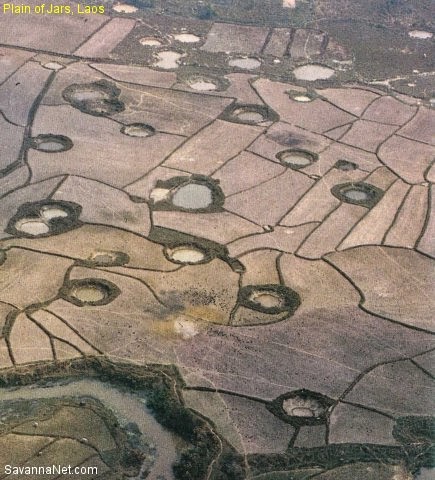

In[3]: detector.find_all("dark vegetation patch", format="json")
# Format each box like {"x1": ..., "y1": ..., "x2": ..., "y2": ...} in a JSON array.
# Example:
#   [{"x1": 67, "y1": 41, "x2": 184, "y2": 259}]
[
  {"x1": 331, "y1": 182, "x2": 384, "y2": 208},
  {"x1": 62, "y1": 80, "x2": 125, "y2": 117},
  {"x1": 0, "y1": 358, "x2": 225, "y2": 480},
  {"x1": 238, "y1": 284, "x2": 301, "y2": 315},
  {"x1": 149, "y1": 226, "x2": 245, "y2": 273},
  {"x1": 149, "y1": 175, "x2": 225, "y2": 213},
  {"x1": 6, "y1": 200, "x2": 82, "y2": 238},
  {"x1": 220, "y1": 103, "x2": 279, "y2": 126},
  {"x1": 267, "y1": 389, "x2": 334, "y2": 426},
  {"x1": 0, "y1": 359, "x2": 433, "y2": 478},
  {"x1": 30, "y1": 134, "x2": 73, "y2": 153},
  {"x1": 60, "y1": 278, "x2": 121, "y2": 307},
  {"x1": 276, "y1": 149, "x2": 318, "y2": 170},
  {"x1": 393, "y1": 416, "x2": 435, "y2": 445},
  {"x1": 0, "y1": 395, "x2": 148, "y2": 477}
]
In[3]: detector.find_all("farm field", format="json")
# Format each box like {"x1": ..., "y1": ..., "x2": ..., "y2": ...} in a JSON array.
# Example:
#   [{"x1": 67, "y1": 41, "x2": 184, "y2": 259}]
[{"x1": 0, "y1": 0, "x2": 434, "y2": 478}]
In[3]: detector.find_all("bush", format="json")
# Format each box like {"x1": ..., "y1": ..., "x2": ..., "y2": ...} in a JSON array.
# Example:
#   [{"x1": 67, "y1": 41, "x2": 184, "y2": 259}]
[{"x1": 194, "y1": 3, "x2": 216, "y2": 19}]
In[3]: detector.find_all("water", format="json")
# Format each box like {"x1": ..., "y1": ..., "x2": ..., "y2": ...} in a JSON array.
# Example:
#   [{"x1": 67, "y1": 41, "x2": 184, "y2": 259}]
[
  {"x1": 280, "y1": 152, "x2": 313, "y2": 167},
  {"x1": 140, "y1": 37, "x2": 163, "y2": 47},
  {"x1": 173, "y1": 33, "x2": 200, "y2": 43},
  {"x1": 235, "y1": 110, "x2": 265, "y2": 123},
  {"x1": 250, "y1": 292, "x2": 284, "y2": 309},
  {"x1": 166, "y1": 246, "x2": 206, "y2": 264},
  {"x1": 71, "y1": 285, "x2": 107, "y2": 303},
  {"x1": 154, "y1": 51, "x2": 182, "y2": 69},
  {"x1": 0, "y1": 379, "x2": 177, "y2": 480},
  {"x1": 36, "y1": 140, "x2": 66, "y2": 152},
  {"x1": 40, "y1": 207, "x2": 69, "y2": 220},
  {"x1": 71, "y1": 90, "x2": 108, "y2": 102},
  {"x1": 293, "y1": 65, "x2": 335, "y2": 81},
  {"x1": 344, "y1": 189, "x2": 369, "y2": 202},
  {"x1": 189, "y1": 80, "x2": 217, "y2": 91},
  {"x1": 415, "y1": 468, "x2": 435, "y2": 479},
  {"x1": 122, "y1": 124, "x2": 155, "y2": 137},
  {"x1": 171, "y1": 183, "x2": 213, "y2": 210},
  {"x1": 15, "y1": 219, "x2": 49, "y2": 236},
  {"x1": 228, "y1": 57, "x2": 261, "y2": 70}
]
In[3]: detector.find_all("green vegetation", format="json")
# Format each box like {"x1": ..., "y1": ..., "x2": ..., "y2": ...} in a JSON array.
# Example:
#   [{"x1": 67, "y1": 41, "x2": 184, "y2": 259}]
[
  {"x1": 134, "y1": 0, "x2": 155, "y2": 7},
  {"x1": 393, "y1": 416, "x2": 435, "y2": 445},
  {"x1": 145, "y1": 378, "x2": 221, "y2": 479},
  {"x1": 0, "y1": 359, "x2": 222, "y2": 480},
  {"x1": 194, "y1": 2, "x2": 216, "y2": 20},
  {"x1": 1, "y1": 360, "x2": 433, "y2": 479},
  {"x1": 213, "y1": 453, "x2": 247, "y2": 480}
]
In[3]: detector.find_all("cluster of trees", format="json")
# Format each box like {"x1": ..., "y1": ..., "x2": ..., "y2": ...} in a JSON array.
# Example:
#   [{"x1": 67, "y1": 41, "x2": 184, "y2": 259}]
[
  {"x1": 145, "y1": 378, "x2": 249, "y2": 479},
  {"x1": 146, "y1": 379, "x2": 219, "y2": 479}
]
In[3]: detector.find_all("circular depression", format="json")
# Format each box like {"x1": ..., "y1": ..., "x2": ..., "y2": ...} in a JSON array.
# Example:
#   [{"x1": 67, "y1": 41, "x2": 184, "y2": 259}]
[
  {"x1": 0, "y1": 380, "x2": 178, "y2": 480},
  {"x1": 140, "y1": 37, "x2": 163, "y2": 47},
  {"x1": 233, "y1": 108, "x2": 265, "y2": 124},
  {"x1": 238, "y1": 284, "x2": 301, "y2": 315},
  {"x1": 277, "y1": 149, "x2": 318, "y2": 169},
  {"x1": 331, "y1": 182, "x2": 384, "y2": 207},
  {"x1": 171, "y1": 183, "x2": 214, "y2": 210},
  {"x1": 62, "y1": 279, "x2": 120, "y2": 306},
  {"x1": 287, "y1": 90, "x2": 316, "y2": 103},
  {"x1": 228, "y1": 57, "x2": 261, "y2": 70},
  {"x1": 293, "y1": 65, "x2": 335, "y2": 81},
  {"x1": 31, "y1": 134, "x2": 73, "y2": 153},
  {"x1": 164, "y1": 244, "x2": 209, "y2": 265},
  {"x1": 121, "y1": 123, "x2": 156, "y2": 137},
  {"x1": 268, "y1": 389, "x2": 334, "y2": 426},
  {"x1": 15, "y1": 219, "x2": 50, "y2": 236},
  {"x1": 39, "y1": 206, "x2": 69, "y2": 220},
  {"x1": 174, "y1": 33, "x2": 200, "y2": 43}
]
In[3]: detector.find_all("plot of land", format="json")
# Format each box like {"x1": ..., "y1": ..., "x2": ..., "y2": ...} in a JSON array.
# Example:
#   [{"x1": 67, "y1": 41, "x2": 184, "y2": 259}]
[{"x1": 0, "y1": 1, "x2": 434, "y2": 478}]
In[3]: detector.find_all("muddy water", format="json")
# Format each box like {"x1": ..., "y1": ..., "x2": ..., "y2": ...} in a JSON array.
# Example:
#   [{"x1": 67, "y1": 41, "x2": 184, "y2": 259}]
[
  {"x1": 140, "y1": 37, "x2": 163, "y2": 47},
  {"x1": 228, "y1": 57, "x2": 261, "y2": 69},
  {"x1": 15, "y1": 219, "x2": 50, "y2": 235},
  {"x1": 416, "y1": 468, "x2": 435, "y2": 479},
  {"x1": 235, "y1": 111, "x2": 265, "y2": 123},
  {"x1": 166, "y1": 245, "x2": 206, "y2": 264},
  {"x1": 280, "y1": 151, "x2": 312, "y2": 167},
  {"x1": 189, "y1": 80, "x2": 217, "y2": 91},
  {"x1": 172, "y1": 183, "x2": 213, "y2": 209},
  {"x1": 1, "y1": 379, "x2": 178, "y2": 480},
  {"x1": 343, "y1": 189, "x2": 369, "y2": 202},
  {"x1": 154, "y1": 51, "x2": 182, "y2": 69},
  {"x1": 173, "y1": 33, "x2": 200, "y2": 43},
  {"x1": 293, "y1": 65, "x2": 335, "y2": 81},
  {"x1": 40, "y1": 207, "x2": 69, "y2": 219}
]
